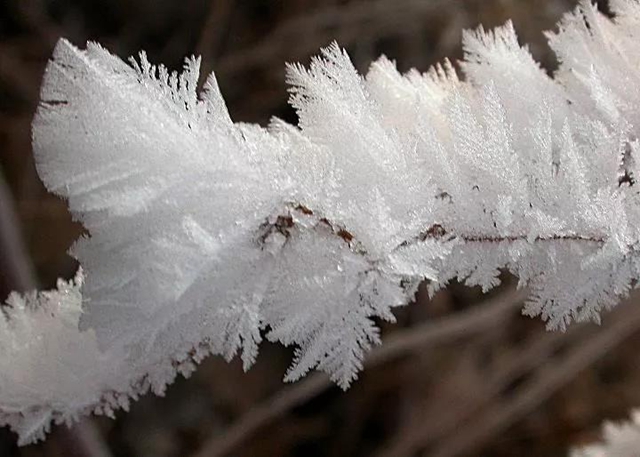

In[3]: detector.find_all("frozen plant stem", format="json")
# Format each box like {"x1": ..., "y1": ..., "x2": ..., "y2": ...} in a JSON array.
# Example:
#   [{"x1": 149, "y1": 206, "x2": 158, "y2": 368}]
[{"x1": 5, "y1": 0, "x2": 640, "y2": 445}]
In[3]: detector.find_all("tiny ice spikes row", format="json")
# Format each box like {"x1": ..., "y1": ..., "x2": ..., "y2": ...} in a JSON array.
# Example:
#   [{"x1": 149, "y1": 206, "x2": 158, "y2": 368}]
[{"x1": 2, "y1": 0, "x2": 640, "y2": 445}]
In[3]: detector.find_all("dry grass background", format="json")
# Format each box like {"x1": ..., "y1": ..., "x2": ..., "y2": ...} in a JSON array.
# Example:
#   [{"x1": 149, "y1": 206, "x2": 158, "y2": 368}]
[{"x1": 2, "y1": 1, "x2": 640, "y2": 456}]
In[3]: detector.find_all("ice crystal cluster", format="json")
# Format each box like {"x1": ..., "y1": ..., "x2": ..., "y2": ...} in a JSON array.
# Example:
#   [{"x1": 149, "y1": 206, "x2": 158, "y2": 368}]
[
  {"x1": 2, "y1": 0, "x2": 640, "y2": 445},
  {"x1": 572, "y1": 410, "x2": 640, "y2": 457}
]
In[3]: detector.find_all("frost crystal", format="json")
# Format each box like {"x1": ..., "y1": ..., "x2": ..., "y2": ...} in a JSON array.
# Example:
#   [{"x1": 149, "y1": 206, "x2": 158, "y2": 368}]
[
  {"x1": 571, "y1": 410, "x2": 640, "y2": 457},
  {"x1": 4, "y1": 0, "x2": 640, "y2": 444},
  {"x1": 0, "y1": 271, "x2": 129, "y2": 444}
]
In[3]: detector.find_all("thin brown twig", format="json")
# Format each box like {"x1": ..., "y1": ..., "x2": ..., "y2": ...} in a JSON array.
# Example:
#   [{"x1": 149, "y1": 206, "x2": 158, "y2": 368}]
[
  {"x1": 190, "y1": 287, "x2": 526, "y2": 457},
  {"x1": 374, "y1": 321, "x2": 572, "y2": 457},
  {"x1": 195, "y1": 0, "x2": 236, "y2": 87},
  {"x1": 429, "y1": 293, "x2": 640, "y2": 457},
  {"x1": 55, "y1": 421, "x2": 113, "y2": 457},
  {"x1": 265, "y1": 205, "x2": 607, "y2": 268},
  {"x1": 214, "y1": 0, "x2": 457, "y2": 77},
  {"x1": 366, "y1": 288, "x2": 528, "y2": 368},
  {"x1": 0, "y1": 172, "x2": 37, "y2": 293}
]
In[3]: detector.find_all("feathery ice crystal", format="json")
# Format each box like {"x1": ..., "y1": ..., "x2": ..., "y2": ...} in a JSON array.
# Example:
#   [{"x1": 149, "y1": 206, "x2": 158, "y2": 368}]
[
  {"x1": 572, "y1": 410, "x2": 640, "y2": 457},
  {"x1": 3, "y1": 0, "x2": 640, "y2": 445}
]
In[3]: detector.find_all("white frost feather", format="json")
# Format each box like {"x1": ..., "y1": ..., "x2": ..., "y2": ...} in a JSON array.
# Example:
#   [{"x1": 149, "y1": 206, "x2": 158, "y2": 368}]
[
  {"x1": 572, "y1": 410, "x2": 640, "y2": 457},
  {"x1": 3, "y1": 0, "x2": 640, "y2": 444}
]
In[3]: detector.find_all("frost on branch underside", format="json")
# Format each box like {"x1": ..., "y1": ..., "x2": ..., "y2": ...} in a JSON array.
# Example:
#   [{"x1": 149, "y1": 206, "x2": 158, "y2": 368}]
[{"x1": 4, "y1": 0, "x2": 640, "y2": 444}]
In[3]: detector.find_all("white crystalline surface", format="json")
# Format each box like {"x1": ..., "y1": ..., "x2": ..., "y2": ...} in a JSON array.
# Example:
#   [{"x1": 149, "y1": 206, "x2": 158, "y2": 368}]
[
  {"x1": 4, "y1": 0, "x2": 640, "y2": 444},
  {"x1": 572, "y1": 410, "x2": 640, "y2": 457},
  {"x1": 0, "y1": 271, "x2": 130, "y2": 445}
]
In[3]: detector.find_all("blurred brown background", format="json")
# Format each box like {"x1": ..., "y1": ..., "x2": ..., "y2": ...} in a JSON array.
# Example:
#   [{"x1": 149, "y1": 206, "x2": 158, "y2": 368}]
[{"x1": 3, "y1": 1, "x2": 640, "y2": 456}]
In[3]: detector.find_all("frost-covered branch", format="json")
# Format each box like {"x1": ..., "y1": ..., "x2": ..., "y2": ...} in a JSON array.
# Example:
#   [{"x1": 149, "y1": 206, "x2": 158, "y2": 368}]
[{"x1": 4, "y1": 0, "x2": 640, "y2": 445}]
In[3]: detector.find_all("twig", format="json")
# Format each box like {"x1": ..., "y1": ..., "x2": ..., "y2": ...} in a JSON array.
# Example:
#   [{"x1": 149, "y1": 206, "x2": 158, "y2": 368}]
[
  {"x1": 366, "y1": 288, "x2": 528, "y2": 367},
  {"x1": 190, "y1": 287, "x2": 526, "y2": 457},
  {"x1": 55, "y1": 421, "x2": 113, "y2": 457},
  {"x1": 195, "y1": 0, "x2": 235, "y2": 87},
  {"x1": 429, "y1": 293, "x2": 640, "y2": 457},
  {"x1": 214, "y1": 0, "x2": 457, "y2": 77},
  {"x1": 373, "y1": 320, "x2": 572, "y2": 457},
  {"x1": 0, "y1": 171, "x2": 36, "y2": 293}
]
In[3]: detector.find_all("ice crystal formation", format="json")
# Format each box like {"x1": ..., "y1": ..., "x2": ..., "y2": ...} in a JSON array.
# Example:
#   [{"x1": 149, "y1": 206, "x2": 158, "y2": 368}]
[
  {"x1": 2, "y1": 0, "x2": 640, "y2": 445},
  {"x1": 572, "y1": 410, "x2": 640, "y2": 457}
]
